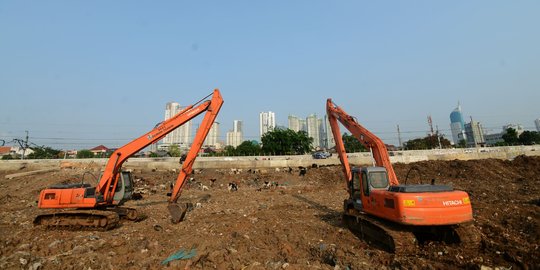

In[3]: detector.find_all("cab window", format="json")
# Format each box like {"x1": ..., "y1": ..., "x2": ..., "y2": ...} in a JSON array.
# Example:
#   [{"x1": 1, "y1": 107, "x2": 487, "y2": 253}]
[
  {"x1": 362, "y1": 171, "x2": 369, "y2": 196},
  {"x1": 352, "y1": 173, "x2": 361, "y2": 191},
  {"x1": 369, "y1": 171, "x2": 389, "y2": 189}
]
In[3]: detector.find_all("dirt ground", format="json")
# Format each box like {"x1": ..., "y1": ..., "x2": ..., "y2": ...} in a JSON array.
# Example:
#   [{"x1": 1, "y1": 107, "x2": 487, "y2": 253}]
[{"x1": 0, "y1": 156, "x2": 539, "y2": 270}]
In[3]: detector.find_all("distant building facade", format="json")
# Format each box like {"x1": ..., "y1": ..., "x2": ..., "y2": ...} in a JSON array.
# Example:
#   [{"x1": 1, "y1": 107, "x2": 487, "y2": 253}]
[
  {"x1": 449, "y1": 103, "x2": 467, "y2": 145},
  {"x1": 226, "y1": 120, "x2": 243, "y2": 147},
  {"x1": 163, "y1": 102, "x2": 192, "y2": 148},
  {"x1": 503, "y1": 124, "x2": 525, "y2": 136},
  {"x1": 289, "y1": 113, "x2": 332, "y2": 150},
  {"x1": 204, "y1": 122, "x2": 220, "y2": 148},
  {"x1": 288, "y1": 115, "x2": 301, "y2": 132},
  {"x1": 324, "y1": 115, "x2": 335, "y2": 149},
  {"x1": 464, "y1": 119, "x2": 485, "y2": 147},
  {"x1": 259, "y1": 111, "x2": 276, "y2": 139},
  {"x1": 536, "y1": 118, "x2": 540, "y2": 132},
  {"x1": 306, "y1": 114, "x2": 321, "y2": 149},
  {"x1": 484, "y1": 133, "x2": 504, "y2": 146}
]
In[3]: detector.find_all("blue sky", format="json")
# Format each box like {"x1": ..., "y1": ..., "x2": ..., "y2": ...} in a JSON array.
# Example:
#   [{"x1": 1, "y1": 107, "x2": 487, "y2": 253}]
[{"x1": 1, "y1": 1, "x2": 539, "y2": 149}]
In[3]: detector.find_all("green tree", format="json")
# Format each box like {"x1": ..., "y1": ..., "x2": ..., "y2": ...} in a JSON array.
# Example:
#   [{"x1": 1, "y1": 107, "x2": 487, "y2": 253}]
[
  {"x1": 261, "y1": 128, "x2": 313, "y2": 155},
  {"x1": 168, "y1": 144, "x2": 182, "y2": 157},
  {"x1": 342, "y1": 133, "x2": 367, "y2": 152},
  {"x1": 519, "y1": 131, "x2": 540, "y2": 145},
  {"x1": 502, "y1": 128, "x2": 519, "y2": 145},
  {"x1": 2, "y1": 155, "x2": 14, "y2": 160},
  {"x1": 223, "y1": 145, "x2": 236, "y2": 156},
  {"x1": 27, "y1": 146, "x2": 61, "y2": 159},
  {"x1": 236, "y1": 141, "x2": 261, "y2": 156},
  {"x1": 404, "y1": 134, "x2": 451, "y2": 150},
  {"x1": 457, "y1": 139, "x2": 467, "y2": 148},
  {"x1": 77, "y1": 149, "x2": 94, "y2": 158}
]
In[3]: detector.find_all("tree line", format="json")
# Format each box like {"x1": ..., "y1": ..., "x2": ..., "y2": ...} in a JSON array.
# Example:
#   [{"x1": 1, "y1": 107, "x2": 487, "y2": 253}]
[{"x1": 3, "y1": 127, "x2": 539, "y2": 160}]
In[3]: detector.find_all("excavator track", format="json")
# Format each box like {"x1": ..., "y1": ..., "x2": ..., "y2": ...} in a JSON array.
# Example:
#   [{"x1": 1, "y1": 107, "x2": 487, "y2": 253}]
[
  {"x1": 343, "y1": 211, "x2": 418, "y2": 254},
  {"x1": 453, "y1": 223, "x2": 482, "y2": 248},
  {"x1": 343, "y1": 210, "x2": 482, "y2": 254},
  {"x1": 34, "y1": 210, "x2": 120, "y2": 231}
]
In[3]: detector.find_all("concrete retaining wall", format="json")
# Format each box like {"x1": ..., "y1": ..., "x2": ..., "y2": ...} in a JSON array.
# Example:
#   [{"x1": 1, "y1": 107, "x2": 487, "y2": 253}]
[{"x1": 1, "y1": 145, "x2": 539, "y2": 171}]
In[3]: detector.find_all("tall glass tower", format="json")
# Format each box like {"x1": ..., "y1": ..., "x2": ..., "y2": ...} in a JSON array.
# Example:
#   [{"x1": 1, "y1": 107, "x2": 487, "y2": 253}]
[{"x1": 449, "y1": 103, "x2": 467, "y2": 145}]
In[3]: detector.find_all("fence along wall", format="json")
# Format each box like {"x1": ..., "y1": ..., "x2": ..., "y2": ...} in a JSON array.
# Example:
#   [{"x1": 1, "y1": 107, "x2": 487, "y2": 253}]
[{"x1": 1, "y1": 145, "x2": 539, "y2": 171}]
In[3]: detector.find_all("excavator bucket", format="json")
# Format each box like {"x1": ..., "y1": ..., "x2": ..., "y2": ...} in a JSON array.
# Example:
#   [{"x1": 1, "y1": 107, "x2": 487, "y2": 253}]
[{"x1": 167, "y1": 203, "x2": 192, "y2": 223}]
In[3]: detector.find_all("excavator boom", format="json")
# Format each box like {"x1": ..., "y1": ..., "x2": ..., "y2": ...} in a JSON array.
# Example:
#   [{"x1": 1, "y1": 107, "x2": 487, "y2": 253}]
[{"x1": 326, "y1": 99, "x2": 398, "y2": 186}]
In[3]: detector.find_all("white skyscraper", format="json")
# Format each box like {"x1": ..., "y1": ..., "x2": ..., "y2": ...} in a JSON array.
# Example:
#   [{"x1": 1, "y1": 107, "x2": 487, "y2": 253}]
[
  {"x1": 259, "y1": 111, "x2": 276, "y2": 139},
  {"x1": 324, "y1": 115, "x2": 335, "y2": 149},
  {"x1": 299, "y1": 119, "x2": 307, "y2": 132},
  {"x1": 318, "y1": 118, "x2": 325, "y2": 147},
  {"x1": 288, "y1": 115, "x2": 301, "y2": 132},
  {"x1": 233, "y1": 120, "x2": 243, "y2": 133},
  {"x1": 163, "y1": 102, "x2": 193, "y2": 148},
  {"x1": 306, "y1": 114, "x2": 320, "y2": 149},
  {"x1": 226, "y1": 120, "x2": 244, "y2": 147},
  {"x1": 535, "y1": 118, "x2": 540, "y2": 132},
  {"x1": 204, "y1": 122, "x2": 220, "y2": 147}
]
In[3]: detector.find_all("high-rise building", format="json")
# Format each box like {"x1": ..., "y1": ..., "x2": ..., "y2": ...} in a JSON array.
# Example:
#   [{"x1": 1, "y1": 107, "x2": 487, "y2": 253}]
[
  {"x1": 288, "y1": 115, "x2": 301, "y2": 132},
  {"x1": 324, "y1": 115, "x2": 335, "y2": 149},
  {"x1": 534, "y1": 118, "x2": 540, "y2": 132},
  {"x1": 204, "y1": 122, "x2": 220, "y2": 147},
  {"x1": 233, "y1": 120, "x2": 243, "y2": 133},
  {"x1": 306, "y1": 114, "x2": 320, "y2": 149},
  {"x1": 318, "y1": 118, "x2": 325, "y2": 148},
  {"x1": 226, "y1": 120, "x2": 244, "y2": 147},
  {"x1": 163, "y1": 102, "x2": 192, "y2": 148},
  {"x1": 299, "y1": 119, "x2": 307, "y2": 132},
  {"x1": 464, "y1": 119, "x2": 485, "y2": 147},
  {"x1": 259, "y1": 111, "x2": 276, "y2": 139},
  {"x1": 449, "y1": 103, "x2": 467, "y2": 145},
  {"x1": 226, "y1": 131, "x2": 242, "y2": 147}
]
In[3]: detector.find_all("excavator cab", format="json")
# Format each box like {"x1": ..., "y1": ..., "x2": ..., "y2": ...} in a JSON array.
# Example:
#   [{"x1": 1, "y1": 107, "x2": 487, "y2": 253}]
[
  {"x1": 348, "y1": 167, "x2": 389, "y2": 211},
  {"x1": 112, "y1": 171, "x2": 134, "y2": 205}
]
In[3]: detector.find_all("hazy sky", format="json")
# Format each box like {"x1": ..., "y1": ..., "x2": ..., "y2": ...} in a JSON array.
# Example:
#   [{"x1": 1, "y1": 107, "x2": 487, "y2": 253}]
[{"x1": 1, "y1": 1, "x2": 539, "y2": 149}]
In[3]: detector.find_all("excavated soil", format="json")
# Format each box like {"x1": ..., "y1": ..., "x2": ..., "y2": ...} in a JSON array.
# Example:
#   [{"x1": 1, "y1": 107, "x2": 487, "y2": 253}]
[{"x1": 0, "y1": 156, "x2": 539, "y2": 270}]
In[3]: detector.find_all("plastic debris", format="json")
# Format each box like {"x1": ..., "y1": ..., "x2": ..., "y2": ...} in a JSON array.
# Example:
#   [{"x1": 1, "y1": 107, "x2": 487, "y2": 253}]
[{"x1": 161, "y1": 248, "x2": 197, "y2": 265}]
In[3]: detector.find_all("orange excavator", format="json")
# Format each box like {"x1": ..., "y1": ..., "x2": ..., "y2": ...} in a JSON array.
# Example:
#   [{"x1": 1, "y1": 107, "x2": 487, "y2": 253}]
[
  {"x1": 34, "y1": 89, "x2": 224, "y2": 229},
  {"x1": 327, "y1": 98, "x2": 480, "y2": 253}
]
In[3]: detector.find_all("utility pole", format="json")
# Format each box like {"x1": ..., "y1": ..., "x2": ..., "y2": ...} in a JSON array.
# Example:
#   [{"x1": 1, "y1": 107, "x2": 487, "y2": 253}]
[
  {"x1": 21, "y1": 130, "x2": 29, "y2": 160},
  {"x1": 397, "y1": 125, "x2": 403, "y2": 150},
  {"x1": 436, "y1": 125, "x2": 442, "y2": 149},
  {"x1": 427, "y1": 115, "x2": 434, "y2": 136}
]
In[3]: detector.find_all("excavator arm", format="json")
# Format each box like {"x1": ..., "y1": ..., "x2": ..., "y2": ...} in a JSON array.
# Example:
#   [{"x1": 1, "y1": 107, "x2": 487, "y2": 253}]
[
  {"x1": 95, "y1": 89, "x2": 223, "y2": 204},
  {"x1": 326, "y1": 99, "x2": 399, "y2": 186}
]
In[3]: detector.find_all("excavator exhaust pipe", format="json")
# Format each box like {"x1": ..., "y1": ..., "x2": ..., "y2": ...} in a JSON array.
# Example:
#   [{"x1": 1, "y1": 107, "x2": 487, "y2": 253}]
[{"x1": 167, "y1": 203, "x2": 192, "y2": 223}]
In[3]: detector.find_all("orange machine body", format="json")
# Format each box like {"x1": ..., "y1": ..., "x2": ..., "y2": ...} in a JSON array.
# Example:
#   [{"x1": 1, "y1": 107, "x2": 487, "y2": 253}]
[
  {"x1": 37, "y1": 89, "x2": 223, "y2": 210},
  {"x1": 327, "y1": 99, "x2": 473, "y2": 226},
  {"x1": 362, "y1": 189, "x2": 472, "y2": 225},
  {"x1": 38, "y1": 187, "x2": 96, "y2": 209}
]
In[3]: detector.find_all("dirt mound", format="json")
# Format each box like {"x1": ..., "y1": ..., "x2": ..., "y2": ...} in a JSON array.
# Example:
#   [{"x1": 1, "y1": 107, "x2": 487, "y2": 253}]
[{"x1": 0, "y1": 157, "x2": 539, "y2": 269}]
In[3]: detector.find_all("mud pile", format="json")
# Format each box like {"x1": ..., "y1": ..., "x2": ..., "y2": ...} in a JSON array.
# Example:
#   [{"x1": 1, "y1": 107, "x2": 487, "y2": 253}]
[{"x1": 0, "y1": 156, "x2": 538, "y2": 269}]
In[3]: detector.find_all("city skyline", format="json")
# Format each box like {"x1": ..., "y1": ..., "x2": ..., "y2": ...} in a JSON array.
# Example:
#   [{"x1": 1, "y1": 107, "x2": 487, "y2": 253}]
[
  {"x1": 2, "y1": 102, "x2": 540, "y2": 149},
  {"x1": 1, "y1": 2, "x2": 539, "y2": 149}
]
